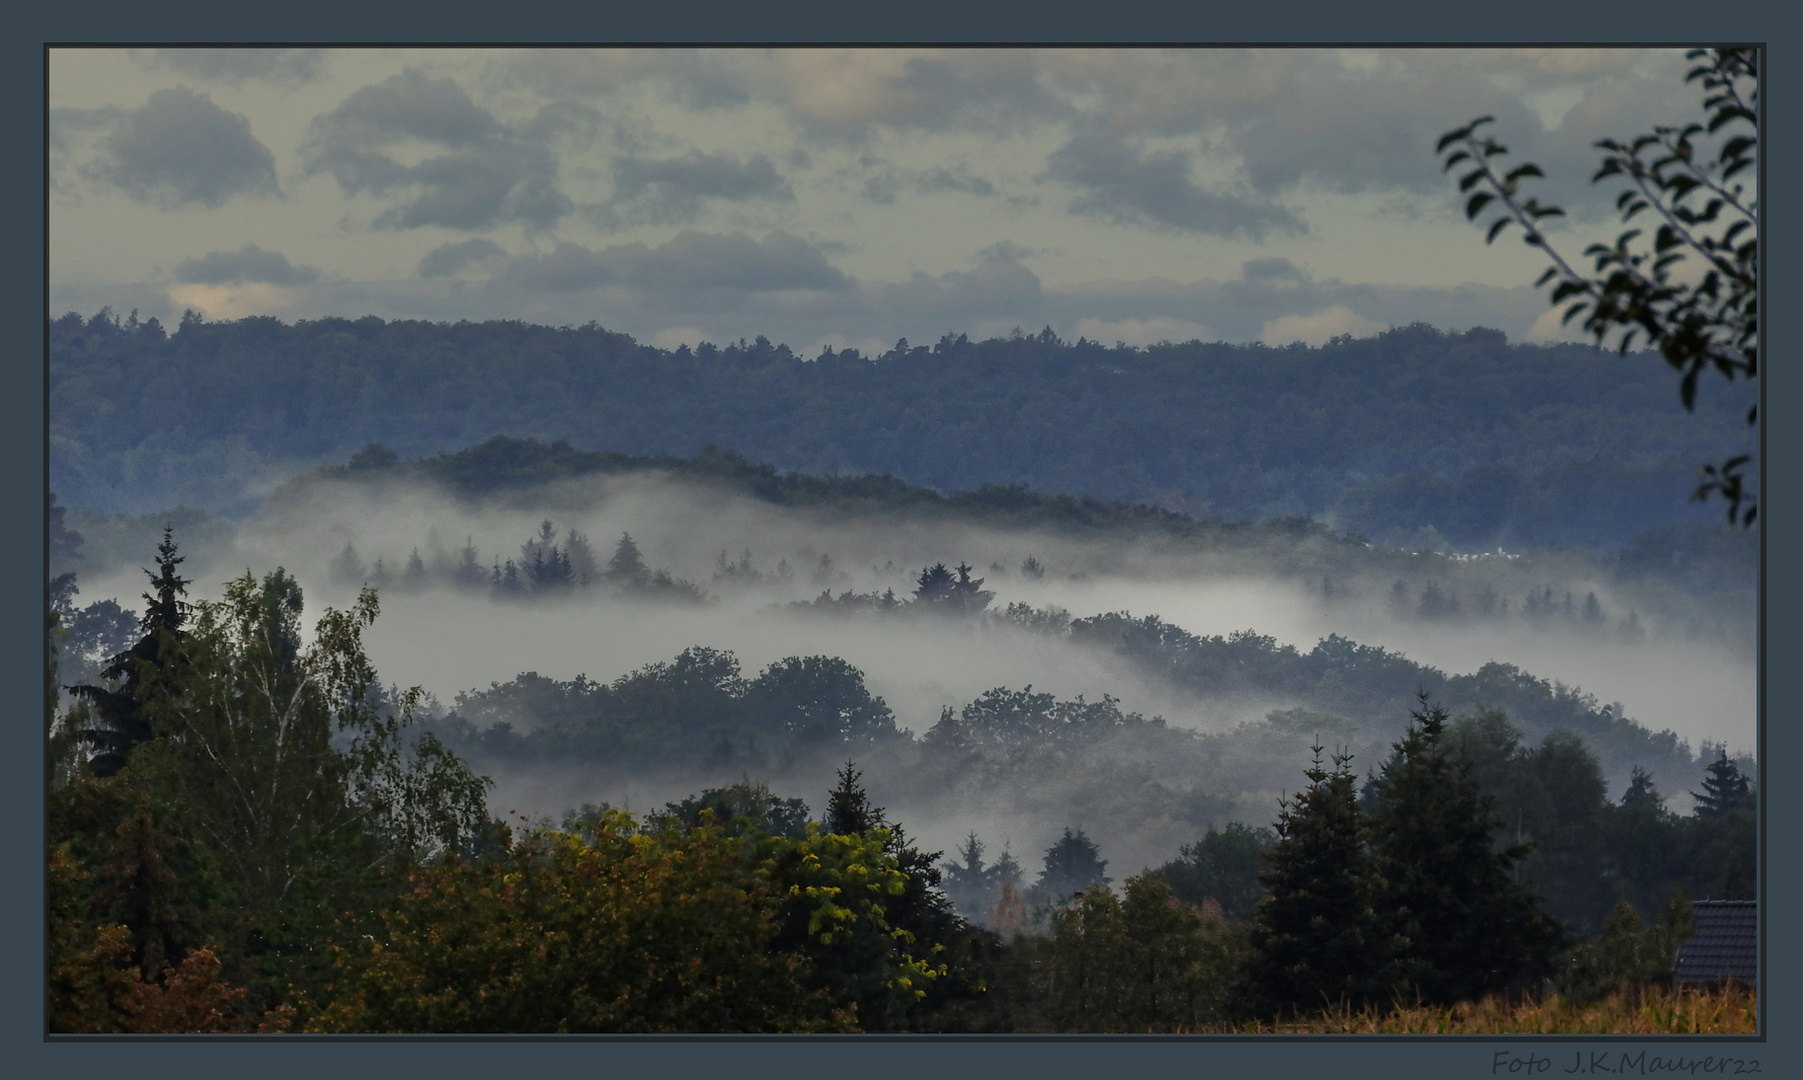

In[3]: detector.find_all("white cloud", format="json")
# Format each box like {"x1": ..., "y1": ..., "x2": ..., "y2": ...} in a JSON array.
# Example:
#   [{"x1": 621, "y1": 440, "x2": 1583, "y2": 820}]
[
  {"x1": 1258, "y1": 304, "x2": 1386, "y2": 346},
  {"x1": 1072, "y1": 316, "x2": 1213, "y2": 347}
]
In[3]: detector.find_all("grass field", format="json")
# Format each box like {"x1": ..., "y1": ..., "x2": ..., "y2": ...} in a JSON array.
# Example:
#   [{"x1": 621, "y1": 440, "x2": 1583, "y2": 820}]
[{"x1": 1206, "y1": 982, "x2": 1757, "y2": 1035}]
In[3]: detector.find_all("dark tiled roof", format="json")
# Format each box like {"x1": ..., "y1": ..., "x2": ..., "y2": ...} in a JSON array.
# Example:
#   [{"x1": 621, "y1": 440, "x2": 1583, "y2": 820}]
[{"x1": 1674, "y1": 900, "x2": 1756, "y2": 984}]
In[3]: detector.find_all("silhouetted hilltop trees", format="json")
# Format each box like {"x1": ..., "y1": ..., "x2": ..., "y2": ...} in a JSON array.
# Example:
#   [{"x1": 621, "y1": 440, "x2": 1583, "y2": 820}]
[{"x1": 53, "y1": 311, "x2": 1750, "y2": 548}]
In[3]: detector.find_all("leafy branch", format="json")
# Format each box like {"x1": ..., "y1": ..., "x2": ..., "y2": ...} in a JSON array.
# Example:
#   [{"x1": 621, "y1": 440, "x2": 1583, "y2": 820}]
[{"x1": 1437, "y1": 48, "x2": 1758, "y2": 525}]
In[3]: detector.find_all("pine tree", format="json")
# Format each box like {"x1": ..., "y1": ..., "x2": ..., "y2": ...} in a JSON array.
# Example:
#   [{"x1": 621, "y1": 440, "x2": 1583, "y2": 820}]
[
  {"x1": 1247, "y1": 744, "x2": 1391, "y2": 1016},
  {"x1": 940, "y1": 831, "x2": 994, "y2": 922},
  {"x1": 1691, "y1": 749, "x2": 1752, "y2": 818},
  {"x1": 69, "y1": 529, "x2": 191, "y2": 777},
  {"x1": 605, "y1": 533, "x2": 650, "y2": 587},
  {"x1": 1030, "y1": 828, "x2": 1110, "y2": 911},
  {"x1": 1365, "y1": 697, "x2": 1561, "y2": 1005},
  {"x1": 824, "y1": 761, "x2": 883, "y2": 836},
  {"x1": 401, "y1": 548, "x2": 428, "y2": 593}
]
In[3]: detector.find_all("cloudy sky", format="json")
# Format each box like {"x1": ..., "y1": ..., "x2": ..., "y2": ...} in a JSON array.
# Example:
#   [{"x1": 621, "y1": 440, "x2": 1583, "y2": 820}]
[{"x1": 49, "y1": 46, "x2": 1707, "y2": 354}]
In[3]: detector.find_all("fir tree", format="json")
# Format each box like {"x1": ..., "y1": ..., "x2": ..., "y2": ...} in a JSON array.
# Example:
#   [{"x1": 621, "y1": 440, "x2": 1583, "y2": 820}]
[
  {"x1": 823, "y1": 761, "x2": 883, "y2": 836},
  {"x1": 605, "y1": 533, "x2": 650, "y2": 587},
  {"x1": 1030, "y1": 828, "x2": 1110, "y2": 911},
  {"x1": 1365, "y1": 697, "x2": 1562, "y2": 1005},
  {"x1": 1691, "y1": 749, "x2": 1753, "y2": 818},
  {"x1": 68, "y1": 529, "x2": 191, "y2": 777},
  {"x1": 1247, "y1": 744, "x2": 1391, "y2": 1016}
]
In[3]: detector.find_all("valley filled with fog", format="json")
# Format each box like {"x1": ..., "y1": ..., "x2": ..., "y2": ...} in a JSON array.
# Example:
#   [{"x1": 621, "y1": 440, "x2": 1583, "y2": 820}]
[{"x1": 62, "y1": 462, "x2": 1755, "y2": 876}]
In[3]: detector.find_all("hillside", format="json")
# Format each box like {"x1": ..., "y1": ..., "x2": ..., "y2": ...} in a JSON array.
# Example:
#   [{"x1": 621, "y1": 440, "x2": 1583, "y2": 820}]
[{"x1": 50, "y1": 311, "x2": 1752, "y2": 549}]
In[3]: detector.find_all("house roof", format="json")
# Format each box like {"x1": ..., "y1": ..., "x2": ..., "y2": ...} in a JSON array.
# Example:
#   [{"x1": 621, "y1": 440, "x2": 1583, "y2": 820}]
[{"x1": 1674, "y1": 900, "x2": 1756, "y2": 984}]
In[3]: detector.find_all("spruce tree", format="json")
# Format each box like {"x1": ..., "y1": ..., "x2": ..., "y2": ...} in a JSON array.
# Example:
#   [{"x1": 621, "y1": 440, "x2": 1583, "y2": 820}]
[
  {"x1": 1247, "y1": 744, "x2": 1391, "y2": 1016},
  {"x1": 1365, "y1": 697, "x2": 1561, "y2": 1004},
  {"x1": 605, "y1": 532, "x2": 650, "y2": 587},
  {"x1": 68, "y1": 529, "x2": 191, "y2": 777},
  {"x1": 824, "y1": 761, "x2": 883, "y2": 835},
  {"x1": 1692, "y1": 749, "x2": 1753, "y2": 818},
  {"x1": 1030, "y1": 828, "x2": 1110, "y2": 911}
]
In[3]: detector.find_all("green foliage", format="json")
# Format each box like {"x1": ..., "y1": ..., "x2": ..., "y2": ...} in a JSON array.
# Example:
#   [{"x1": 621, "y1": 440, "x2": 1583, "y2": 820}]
[
  {"x1": 1562, "y1": 893, "x2": 1698, "y2": 1004},
  {"x1": 53, "y1": 313, "x2": 1750, "y2": 548},
  {"x1": 310, "y1": 811, "x2": 854, "y2": 1033},
  {"x1": 1029, "y1": 828, "x2": 1111, "y2": 914},
  {"x1": 648, "y1": 778, "x2": 811, "y2": 840},
  {"x1": 1154, "y1": 822, "x2": 1276, "y2": 921},
  {"x1": 1027, "y1": 876, "x2": 1252, "y2": 1032},
  {"x1": 1439, "y1": 48, "x2": 1758, "y2": 524},
  {"x1": 1691, "y1": 748, "x2": 1752, "y2": 818},
  {"x1": 1247, "y1": 745, "x2": 1392, "y2": 1015},
  {"x1": 1365, "y1": 698, "x2": 1563, "y2": 1004}
]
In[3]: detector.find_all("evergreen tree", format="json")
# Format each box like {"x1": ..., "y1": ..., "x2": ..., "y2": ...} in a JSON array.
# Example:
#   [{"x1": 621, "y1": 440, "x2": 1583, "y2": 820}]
[
  {"x1": 1247, "y1": 745, "x2": 1391, "y2": 1015},
  {"x1": 401, "y1": 548, "x2": 428, "y2": 593},
  {"x1": 1365, "y1": 697, "x2": 1562, "y2": 1005},
  {"x1": 940, "y1": 831, "x2": 994, "y2": 922},
  {"x1": 1691, "y1": 749, "x2": 1752, "y2": 818},
  {"x1": 1622, "y1": 765, "x2": 1664, "y2": 812},
  {"x1": 823, "y1": 761, "x2": 883, "y2": 836},
  {"x1": 329, "y1": 543, "x2": 366, "y2": 587},
  {"x1": 68, "y1": 529, "x2": 191, "y2": 777},
  {"x1": 950, "y1": 562, "x2": 996, "y2": 613},
  {"x1": 1030, "y1": 828, "x2": 1110, "y2": 911},
  {"x1": 913, "y1": 563, "x2": 956, "y2": 607},
  {"x1": 605, "y1": 532, "x2": 650, "y2": 587},
  {"x1": 564, "y1": 529, "x2": 597, "y2": 587},
  {"x1": 456, "y1": 537, "x2": 484, "y2": 590}
]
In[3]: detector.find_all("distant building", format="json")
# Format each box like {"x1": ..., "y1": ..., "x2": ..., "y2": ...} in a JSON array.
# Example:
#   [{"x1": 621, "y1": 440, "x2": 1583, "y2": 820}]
[{"x1": 1674, "y1": 900, "x2": 1756, "y2": 985}]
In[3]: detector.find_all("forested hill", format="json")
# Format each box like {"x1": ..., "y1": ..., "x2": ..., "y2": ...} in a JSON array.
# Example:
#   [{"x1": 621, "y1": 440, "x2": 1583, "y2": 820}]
[{"x1": 51, "y1": 310, "x2": 1751, "y2": 548}]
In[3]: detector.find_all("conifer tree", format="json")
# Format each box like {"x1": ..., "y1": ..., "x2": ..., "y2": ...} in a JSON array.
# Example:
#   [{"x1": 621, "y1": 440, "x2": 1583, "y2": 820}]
[
  {"x1": 1365, "y1": 697, "x2": 1561, "y2": 1004},
  {"x1": 1691, "y1": 749, "x2": 1752, "y2": 818},
  {"x1": 1247, "y1": 744, "x2": 1391, "y2": 1015},
  {"x1": 605, "y1": 532, "x2": 650, "y2": 587},
  {"x1": 1030, "y1": 828, "x2": 1110, "y2": 911},
  {"x1": 69, "y1": 529, "x2": 191, "y2": 777}
]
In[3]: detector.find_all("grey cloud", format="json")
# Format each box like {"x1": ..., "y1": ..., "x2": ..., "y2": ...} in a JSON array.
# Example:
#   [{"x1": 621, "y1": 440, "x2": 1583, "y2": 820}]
[
  {"x1": 311, "y1": 69, "x2": 501, "y2": 148},
  {"x1": 871, "y1": 250, "x2": 1043, "y2": 327},
  {"x1": 509, "y1": 49, "x2": 752, "y2": 111},
  {"x1": 304, "y1": 71, "x2": 569, "y2": 232},
  {"x1": 856, "y1": 159, "x2": 997, "y2": 206},
  {"x1": 173, "y1": 244, "x2": 319, "y2": 286},
  {"x1": 1045, "y1": 132, "x2": 1304, "y2": 240},
  {"x1": 85, "y1": 87, "x2": 280, "y2": 209},
  {"x1": 496, "y1": 231, "x2": 851, "y2": 295},
  {"x1": 418, "y1": 239, "x2": 507, "y2": 279},
  {"x1": 606, "y1": 151, "x2": 793, "y2": 226},
  {"x1": 1241, "y1": 257, "x2": 1306, "y2": 285},
  {"x1": 143, "y1": 48, "x2": 328, "y2": 84},
  {"x1": 774, "y1": 50, "x2": 1067, "y2": 138}
]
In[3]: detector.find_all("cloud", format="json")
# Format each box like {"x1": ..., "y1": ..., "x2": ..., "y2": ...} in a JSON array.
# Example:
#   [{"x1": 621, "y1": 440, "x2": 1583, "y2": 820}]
[
  {"x1": 507, "y1": 49, "x2": 752, "y2": 110},
  {"x1": 496, "y1": 230, "x2": 852, "y2": 295},
  {"x1": 1044, "y1": 131, "x2": 1305, "y2": 240},
  {"x1": 1073, "y1": 316, "x2": 1215, "y2": 347},
  {"x1": 303, "y1": 70, "x2": 570, "y2": 232},
  {"x1": 755, "y1": 49, "x2": 1065, "y2": 137},
  {"x1": 165, "y1": 282, "x2": 303, "y2": 322},
  {"x1": 1038, "y1": 131, "x2": 1305, "y2": 239},
  {"x1": 1258, "y1": 304, "x2": 1388, "y2": 347},
  {"x1": 84, "y1": 87, "x2": 280, "y2": 209},
  {"x1": 604, "y1": 150, "x2": 793, "y2": 226},
  {"x1": 172, "y1": 244, "x2": 319, "y2": 286},
  {"x1": 857, "y1": 160, "x2": 997, "y2": 205},
  {"x1": 141, "y1": 48, "x2": 328, "y2": 84},
  {"x1": 418, "y1": 239, "x2": 508, "y2": 279}
]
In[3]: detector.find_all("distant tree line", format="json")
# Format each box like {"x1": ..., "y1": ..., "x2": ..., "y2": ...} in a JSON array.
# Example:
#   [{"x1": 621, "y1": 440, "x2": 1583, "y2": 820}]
[{"x1": 53, "y1": 311, "x2": 1750, "y2": 549}]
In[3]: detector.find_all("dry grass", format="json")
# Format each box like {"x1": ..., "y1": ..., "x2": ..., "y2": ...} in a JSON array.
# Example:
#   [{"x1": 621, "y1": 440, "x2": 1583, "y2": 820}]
[{"x1": 1205, "y1": 982, "x2": 1757, "y2": 1035}]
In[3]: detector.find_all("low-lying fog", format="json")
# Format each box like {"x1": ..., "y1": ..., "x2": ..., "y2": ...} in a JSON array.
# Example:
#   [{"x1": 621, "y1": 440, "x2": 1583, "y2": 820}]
[{"x1": 66, "y1": 471, "x2": 1757, "y2": 874}]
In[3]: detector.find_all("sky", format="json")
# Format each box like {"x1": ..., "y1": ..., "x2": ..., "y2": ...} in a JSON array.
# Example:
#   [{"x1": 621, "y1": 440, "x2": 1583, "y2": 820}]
[{"x1": 47, "y1": 46, "x2": 1710, "y2": 354}]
